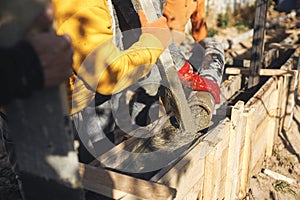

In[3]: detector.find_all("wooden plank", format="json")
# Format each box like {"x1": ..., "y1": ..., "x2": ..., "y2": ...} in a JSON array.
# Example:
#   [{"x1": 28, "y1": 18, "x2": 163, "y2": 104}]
[
  {"x1": 269, "y1": 43, "x2": 300, "y2": 50},
  {"x1": 244, "y1": 77, "x2": 278, "y2": 174},
  {"x1": 219, "y1": 75, "x2": 242, "y2": 104},
  {"x1": 250, "y1": 78, "x2": 276, "y2": 126},
  {"x1": 277, "y1": 49, "x2": 299, "y2": 133},
  {"x1": 224, "y1": 101, "x2": 245, "y2": 200},
  {"x1": 132, "y1": 0, "x2": 197, "y2": 133},
  {"x1": 182, "y1": 176, "x2": 204, "y2": 200},
  {"x1": 221, "y1": 29, "x2": 254, "y2": 50},
  {"x1": 249, "y1": 108, "x2": 277, "y2": 175},
  {"x1": 263, "y1": 33, "x2": 298, "y2": 68},
  {"x1": 263, "y1": 49, "x2": 279, "y2": 67},
  {"x1": 211, "y1": 148, "x2": 225, "y2": 200},
  {"x1": 262, "y1": 168, "x2": 298, "y2": 186},
  {"x1": 238, "y1": 108, "x2": 255, "y2": 199},
  {"x1": 278, "y1": 75, "x2": 290, "y2": 134},
  {"x1": 236, "y1": 112, "x2": 249, "y2": 199},
  {"x1": 79, "y1": 163, "x2": 176, "y2": 200},
  {"x1": 233, "y1": 102, "x2": 248, "y2": 199},
  {"x1": 266, "y1": 10, "x2": 296, "y2": 28},
  {"x1": 279, "y1": 33, "x2": 299, "y2": 46},
  {"x1": 265, "y1": 77, "x2": 282, "y2": 157},
  {"x1": 248, "y1": 0, "x2": 268, "y2": 87},
  {"x1": 225, "y1": 67, "x2": 296, "y2": 77},
  {"x1": 203, "y1": 123, "x2": 230, "y2": 200},
  {"x1": 202, "y1": 144, "x2": 216, "y2": 200},
  {"x1": 248, "y1": 85, "x2": 289, "y2": 175},
  {"x1": 249, "y1": 117, "x2": 266, "y2": 175},
  {"x1": 215, "y1": 147, "x2": 229, "y2": 199},
  {"x1": 283, "y1": 66, "x2": 299, "y2": 130},
  {"x1": 285, "y1": 29, "x2": 300, "y2": 34},
  {"x1": 226, "y1": 58, "x2": 251, "y2": 67},
  {"x1": 297, "y1": 55, "x2": 300, "y2": 104}
]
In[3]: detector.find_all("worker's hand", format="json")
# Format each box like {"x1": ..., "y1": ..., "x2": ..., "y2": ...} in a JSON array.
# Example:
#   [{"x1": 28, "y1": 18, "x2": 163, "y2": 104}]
[
  {"x1": 138, "y1": 11, "x2": 172, "y2": 48},
  {"x1": 26, "y1": 6, "x2": 73, "y2": 88},
  {"x1": 177, "y1": 62, "x2": 220, "y2": 104},
  {"x1": 27, "y1": 33, "x2": 73, "y2": 88}
]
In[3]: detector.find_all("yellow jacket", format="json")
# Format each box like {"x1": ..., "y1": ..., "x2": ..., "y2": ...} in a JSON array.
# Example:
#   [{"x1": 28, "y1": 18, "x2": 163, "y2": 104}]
[{"x1": 52, "y1": 0, "x2": 164, "y2": 114}]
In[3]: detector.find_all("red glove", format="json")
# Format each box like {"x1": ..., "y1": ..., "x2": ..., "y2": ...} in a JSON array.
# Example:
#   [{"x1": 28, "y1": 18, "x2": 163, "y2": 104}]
[{"x1": 177, "y1": 62, "x2": 220, "y2": 104}]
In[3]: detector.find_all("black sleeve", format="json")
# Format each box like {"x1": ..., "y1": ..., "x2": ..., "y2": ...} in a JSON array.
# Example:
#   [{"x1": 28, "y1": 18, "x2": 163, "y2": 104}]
[{"x1": 0, "y1": 41, "x2": 44, "y2": 105}]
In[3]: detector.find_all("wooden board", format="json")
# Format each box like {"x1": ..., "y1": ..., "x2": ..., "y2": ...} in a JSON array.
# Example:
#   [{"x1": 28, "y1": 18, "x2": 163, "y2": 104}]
[
  {"x1": 226, "y1": 58, "x2": 251, "y2": 67},
  {"x1": 202, "y1": 121, "x2": 230, "y2": 200},
  {"x1": 79, "y1": 163, "x2": 176, "y2": 200},
  {"x1": 219, "y1": 75, "x2": 242, "y2": 104},
  {"x1": 266, "y1": 77, "x2": 282, "y2": 157},
  {"x1": 225, "y1": 68, "x2": 296, "y2": 77},
  {"x1": 224, "y1": 101, "x2": 246, "y2": 200},
  {"x1": 246, "y1": 76, "x2": 277, "y2": 125},
  {"x1": 238, "y1": 108, "x2": 255, "y2": 199},
  {"x1": 283, "y1": 49, "x2": 300, "y2": 130}
]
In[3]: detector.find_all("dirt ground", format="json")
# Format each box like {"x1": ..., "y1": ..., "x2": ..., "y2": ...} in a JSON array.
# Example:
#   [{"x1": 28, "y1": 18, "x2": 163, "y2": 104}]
[
  {"x1": 246, "y1": 103, "x2": 300, "y2": 200},
  {"x1": 0, "y1": 137, "x2": 21, "y2": 200}
]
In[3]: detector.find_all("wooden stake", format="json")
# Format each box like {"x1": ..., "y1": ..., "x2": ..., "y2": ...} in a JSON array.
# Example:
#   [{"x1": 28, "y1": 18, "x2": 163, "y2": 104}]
[
  {"x1": 225, "y1": 67, "x2": 296, "y2": 77},
  {"x1": 248, "y1": 0, "x2": 268, "y2": 88},
  {"x1": 283, "y1": 57, "x2": 299, "y2": 130}
]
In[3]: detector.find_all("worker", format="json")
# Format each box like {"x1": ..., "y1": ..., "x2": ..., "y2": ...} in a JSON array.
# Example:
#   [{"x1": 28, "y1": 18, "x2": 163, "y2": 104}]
[
  {"x1": 53, "y1": 0, "x2": 224, "y2": 162},
  {"x1": 164, "y1": 0, "x2": 225, "y2": 117},
  {"x1": 0, "y1": 4, "x2": 73, "y2": 199},
  {"x1": 0, "y1": 7, "x2": 73, "y2": 105},
  {"x1": 0, "y1": 5, "x2": 73, "y2": 160},
  {"x1": 128, "y1": 0, "x2": 225, "y2": 132},
  {"x1": 51, "y1": 0, "x2": 172, "y2": 162}
]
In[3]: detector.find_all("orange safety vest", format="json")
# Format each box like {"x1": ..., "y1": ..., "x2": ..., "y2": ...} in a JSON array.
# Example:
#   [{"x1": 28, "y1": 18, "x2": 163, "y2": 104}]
[{"x1": 163, "y1": 0, "x2": 207, "y2": 42}]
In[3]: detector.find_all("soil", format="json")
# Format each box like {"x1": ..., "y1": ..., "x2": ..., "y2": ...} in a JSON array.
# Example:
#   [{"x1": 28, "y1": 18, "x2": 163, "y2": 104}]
[
  {"x1": 247, "y1": 104, "x2": 300, "y2": 200},
  {"x1": 0, "y1": 138, "x2": 21, "y2": 200}
]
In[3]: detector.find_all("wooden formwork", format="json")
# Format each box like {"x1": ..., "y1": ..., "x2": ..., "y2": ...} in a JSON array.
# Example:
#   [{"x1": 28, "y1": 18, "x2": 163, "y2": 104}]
[{"x1": 79, "y1": 44, "x2": 300, "y2": 199}]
